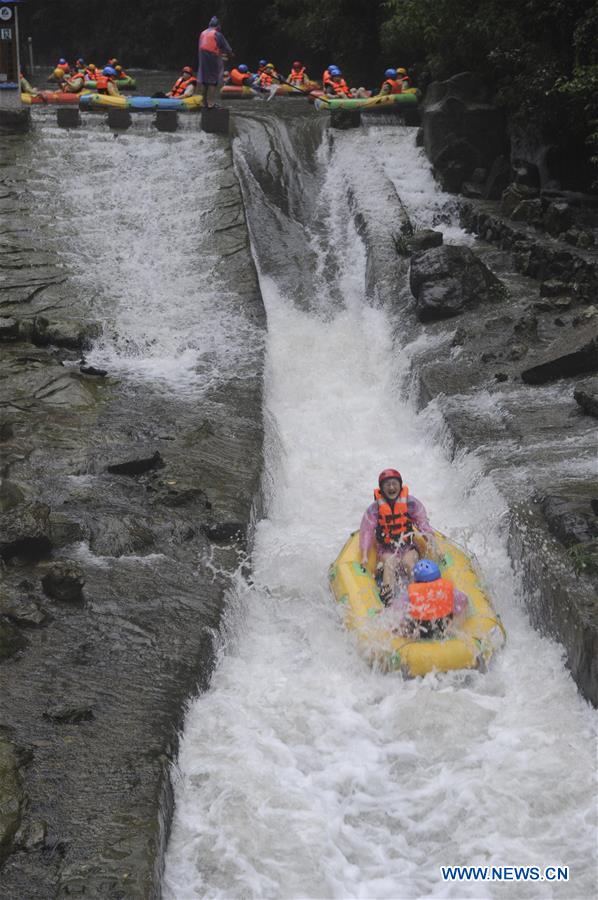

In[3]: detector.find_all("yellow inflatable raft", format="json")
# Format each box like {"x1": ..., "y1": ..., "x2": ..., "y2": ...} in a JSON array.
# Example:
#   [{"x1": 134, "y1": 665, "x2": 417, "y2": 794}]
[{"x1": 329, "y1": 530, "x2": 505, "y2": 676}]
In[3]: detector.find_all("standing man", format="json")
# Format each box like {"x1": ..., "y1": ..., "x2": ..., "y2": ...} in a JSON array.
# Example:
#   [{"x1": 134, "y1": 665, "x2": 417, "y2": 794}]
[{"x1": 198, "y1": 15, "x2": 232, "y2": 109}]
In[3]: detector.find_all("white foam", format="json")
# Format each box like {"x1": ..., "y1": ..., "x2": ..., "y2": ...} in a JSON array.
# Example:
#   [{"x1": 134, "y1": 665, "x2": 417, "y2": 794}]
[{"x1": 33, "y1": 124, "x2": 261, "y2": 397}]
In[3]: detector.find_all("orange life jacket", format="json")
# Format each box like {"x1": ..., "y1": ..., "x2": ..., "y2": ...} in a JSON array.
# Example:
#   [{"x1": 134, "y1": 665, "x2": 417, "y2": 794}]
[
  {"x1": 95, "y1": 73, "x2": 112, "y2": 93},
  {"x1": 171, "y1": 75, "x2": 197, "y2": 96},
  {"x1": 381, "y1": 78, "x2": 402, "y2": 94},
  {"x1": 199, "y1": 28, "x2": 219, "y2": 53},
  {"x1": 289, "y1": 66, "x2": 306, "y2": 84},
  {"x1": 259, "y1": 70, "x2": 276, "y2": 88},
  {"x1": 407, "y1": 579, "x2": 455, "y2": 621},
  {"x1": 332, "y1": 78, "x2": 351, "y2": 97},
  {"x1": 260, "y1": 71, "x2": 278, "y2": 88},
  {"x1": 229, "y1": 68, "x2": 249, "y2": 86},
  {"x1": 374, "y1": 485, "x2": 410, "y2": 545}
]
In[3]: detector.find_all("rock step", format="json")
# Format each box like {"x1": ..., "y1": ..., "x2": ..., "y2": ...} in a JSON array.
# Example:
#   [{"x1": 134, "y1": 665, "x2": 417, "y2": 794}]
[{"x1": 460, "y1": 199, "x2": 598, "y2": 299}]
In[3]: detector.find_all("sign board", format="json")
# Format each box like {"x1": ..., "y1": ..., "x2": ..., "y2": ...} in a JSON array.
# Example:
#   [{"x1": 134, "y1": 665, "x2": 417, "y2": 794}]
[{"x1": 0, "y1": 0, "x2": 20, "y2": 90}]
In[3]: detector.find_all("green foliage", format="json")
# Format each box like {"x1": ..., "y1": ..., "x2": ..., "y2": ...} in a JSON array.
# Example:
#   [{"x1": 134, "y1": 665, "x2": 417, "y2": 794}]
[{"x1": 381, "y1": 0, "x2": 598, "y2": 185}]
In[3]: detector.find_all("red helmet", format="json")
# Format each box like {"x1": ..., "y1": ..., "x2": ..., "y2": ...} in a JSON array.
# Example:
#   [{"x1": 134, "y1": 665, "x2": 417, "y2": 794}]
[
  {"x1": 378, "y1": 468, "x2": 402, "y2": 487},
  {"x1": 292, "y1": 61, "x2": 302, "y2": 68}
]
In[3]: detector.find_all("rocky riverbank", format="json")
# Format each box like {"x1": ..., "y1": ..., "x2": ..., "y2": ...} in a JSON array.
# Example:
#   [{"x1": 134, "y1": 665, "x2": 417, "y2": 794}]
[
  {"x1": 0, "y1": 131, "x2": 265, "y2": 897},
  {"x1": 398, "y1": 76, "x2": 598, "y2": 704}
]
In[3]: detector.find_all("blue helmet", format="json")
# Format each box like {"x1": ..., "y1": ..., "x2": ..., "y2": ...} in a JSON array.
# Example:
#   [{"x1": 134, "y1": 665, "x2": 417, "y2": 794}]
[
  {"x1": 209, "y1": 16, "x2": 219, "y2": 27},
  {"x1": 103, "y1": 66, "x2": 117, "y2": 77},
  {"x1": 384, "y1": 68, "x2": 397, "y2": 79},
  {"x1": 238, "y1": 64, "x2": 248, "y2": 73},
  {"x1": 413, "y1": 559, "x2": 441, "y2": 583},
  {"x1": 329, "y1": 66, "x2": 341, "y2": 76},
  {"x1": 58, "y1": 58, "x2": 68, "y2": 65},
  {"x1": 259, "y1": 59, "x2": 267, "y2": 67}
]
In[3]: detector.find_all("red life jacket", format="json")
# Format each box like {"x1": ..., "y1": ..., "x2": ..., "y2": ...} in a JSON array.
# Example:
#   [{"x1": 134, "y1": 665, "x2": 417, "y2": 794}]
[
  {"x1": 374, "y1": 485, "x2": 410, "y2": 545},
  {"x1": 95, "y1": 73, "x2": 112, "y2": 94},
  {"x1": 381, "y1": 78, "x2": 402, "y2": 95},
  {"x1": 407, "y1": 579, "x2": 455, "y2": 621},
  {"x1": 322, "y1": 70, "x2": 331, "y2": 86},
  {"x1": 229, "y1": 68, "x2": 249, "y2": 86},
  {"x1": 332, "y1": 78, "x2": 351, "y2": 97},
  {"x1": 199, "y1": 28, "x2": 219, "y2": 54},
  {"x1": 172, "y1": 75, "x2": 197, "y2": 96}
]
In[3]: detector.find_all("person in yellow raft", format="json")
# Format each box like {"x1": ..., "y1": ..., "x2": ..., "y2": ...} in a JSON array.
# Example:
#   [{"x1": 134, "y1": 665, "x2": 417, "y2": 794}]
[
  {"x1": 94, "y1": 66, "x2": 120, "y2": 97},
  {"x1": 359, "y1": 468, "x2": 439, "y2": 603},
  {"x1": 258, "y1": 62, "x2": 279, "y2": 90},
  {"x1": 287, "y1": 61, "x2": 310, "y2": 87},
  {"x1": 166, "y1": 66, "x2": 198, "y2": 98}
]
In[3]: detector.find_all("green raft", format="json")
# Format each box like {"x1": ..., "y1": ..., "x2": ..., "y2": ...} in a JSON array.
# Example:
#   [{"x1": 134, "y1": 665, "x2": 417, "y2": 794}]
[{"x1": 314, "y1": 91, "x2": 418, "y2": 111}]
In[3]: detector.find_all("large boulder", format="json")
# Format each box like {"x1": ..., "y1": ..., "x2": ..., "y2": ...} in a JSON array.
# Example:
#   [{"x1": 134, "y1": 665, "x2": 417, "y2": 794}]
[
  {"x1": 409, "y1": 245, "x2": 504, "y2": 322},
  {"x1": 423, "y1": 72, "x2": 508, "y2": 193}
]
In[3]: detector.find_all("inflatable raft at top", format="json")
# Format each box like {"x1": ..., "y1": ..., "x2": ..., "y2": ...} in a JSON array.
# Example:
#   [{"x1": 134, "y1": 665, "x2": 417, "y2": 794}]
[
  {"x1": 22, "y1": 90, "x2": 91, "y2": 105},
  {"x1": 329, "y1": 530, "x2": 505, "y2": 676},
  {"x1": 79, "y1": 93, "x2": 203, "y2": 111},
  {"x1": 221, "y1": 81, "x2": 319, "y2": 98},
  {"x1": 315, "y1": 90, "x2": 419, "y2": 111}
]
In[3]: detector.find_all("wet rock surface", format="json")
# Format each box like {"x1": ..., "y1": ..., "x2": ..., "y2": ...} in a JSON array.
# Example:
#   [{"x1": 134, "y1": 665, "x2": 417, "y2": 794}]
[
  {"x1": 0, "y1": 128, "x2": 265, "y2": 897},
  {"x1": 404, "y1": 226, "x2": 598, "y2": 705},
  {"x1": 409, "y1": 244, "x2": 504, "y2": 321}
]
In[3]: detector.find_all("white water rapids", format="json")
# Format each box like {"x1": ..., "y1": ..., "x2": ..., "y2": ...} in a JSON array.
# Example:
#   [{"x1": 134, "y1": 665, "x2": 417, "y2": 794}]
[
  {"x1": 162, "y1": 125, "x2": 597, "y2": 898},
  {"x1": 30, "y1": 112, "x2": 596, "y2": 898}
]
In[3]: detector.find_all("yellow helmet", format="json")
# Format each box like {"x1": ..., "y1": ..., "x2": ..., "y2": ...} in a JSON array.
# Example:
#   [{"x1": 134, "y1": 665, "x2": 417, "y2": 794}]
[
  {"x1": 265, "y1": 63, "x2": 275, "y2": 70},
  {"x1": 397, "y1": 67, "x2": 407, "y2": 75},
  {"x1": 53, "y1": 67, "x2": 65, "y2": 79}
]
